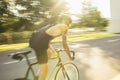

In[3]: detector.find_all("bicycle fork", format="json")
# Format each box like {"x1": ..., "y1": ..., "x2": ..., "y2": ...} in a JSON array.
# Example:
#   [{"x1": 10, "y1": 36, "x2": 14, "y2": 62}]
[
  {"x1": 61, "y1": 66, "x2": 70, "y2": 80},
  {"x1": 57, "y1": 62, "x2": 70, "y2": 80}
]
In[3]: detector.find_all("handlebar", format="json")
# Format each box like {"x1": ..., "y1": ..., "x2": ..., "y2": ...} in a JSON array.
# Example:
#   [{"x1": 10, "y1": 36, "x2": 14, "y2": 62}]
[{"x1": 55, "y1": 49, "x2": 75, "y2": 60}]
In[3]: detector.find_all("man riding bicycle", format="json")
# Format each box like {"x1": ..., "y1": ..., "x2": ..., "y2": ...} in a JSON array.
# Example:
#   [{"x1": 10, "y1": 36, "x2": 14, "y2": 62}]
[{"x1": 29, "y1": 14, "x2": 74, "y2": 80}]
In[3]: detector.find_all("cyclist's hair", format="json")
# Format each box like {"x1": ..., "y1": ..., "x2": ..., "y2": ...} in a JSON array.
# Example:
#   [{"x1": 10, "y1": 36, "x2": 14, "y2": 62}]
[{"x1": 57, "y1": 14, "x2": 72, "y2": 24}]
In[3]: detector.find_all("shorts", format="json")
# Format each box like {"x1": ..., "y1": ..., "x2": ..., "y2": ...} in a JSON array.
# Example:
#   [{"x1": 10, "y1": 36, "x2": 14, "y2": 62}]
[
  {"x1": 29, "y1": 32, "x2": 49, "y2": 64},
  {"x1": 35, "y1": 49, "x2": 48, "y2": 64}
]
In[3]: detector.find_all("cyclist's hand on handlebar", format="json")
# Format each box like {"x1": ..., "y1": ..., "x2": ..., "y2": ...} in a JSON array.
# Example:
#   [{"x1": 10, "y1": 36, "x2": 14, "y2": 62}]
[
  {"x1": 69, "y1": 51, "x2": 75, "y2": 60},
  {"x1": 69, "y1": 56, "x2": 75, "y2": 60},
  {"x1": 71, "y1": 56, "x2": 75, "y2": 60},
  {"x1": 55, "y1": 49, "x2": 75, "y2": 60}
]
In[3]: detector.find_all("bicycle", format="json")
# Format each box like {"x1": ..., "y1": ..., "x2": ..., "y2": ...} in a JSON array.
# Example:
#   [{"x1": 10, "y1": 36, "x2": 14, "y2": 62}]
[{"x1": 9, "y1": 49, "x2": 79, "y2": 80}]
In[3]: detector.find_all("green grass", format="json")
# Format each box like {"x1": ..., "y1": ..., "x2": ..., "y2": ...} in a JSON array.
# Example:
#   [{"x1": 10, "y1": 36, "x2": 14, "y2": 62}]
[
  {"x1": 0, "y1": 43, "x2": 29, "y2": 51},
  {"x1": 52, "y1": 32, "x2": 115, "y2": 42},
  {"x1": 0, "y1": 32, "x2": 115, "y2": 52}
]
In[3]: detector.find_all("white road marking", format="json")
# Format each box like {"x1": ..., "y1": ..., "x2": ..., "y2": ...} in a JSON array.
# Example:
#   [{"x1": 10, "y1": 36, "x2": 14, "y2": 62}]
[
  {"x1": 108, "y1": 39, "x2": 120, "y2": 42},
  {"x1": 3, "y1": 56, "x2": 36, "y2": 65}
]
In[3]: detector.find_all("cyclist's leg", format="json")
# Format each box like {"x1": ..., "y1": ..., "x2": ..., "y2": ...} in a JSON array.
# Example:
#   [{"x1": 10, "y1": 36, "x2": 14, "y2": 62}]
[
  {"x1": 35, "y1": 50, "x2": 48, "y2": 80},
  {"x1": 38, "y1": 63, "x2": 48, "y2": 80},
  {"x1": 38, "y1": 45, "x2": 57, "y2": 80},
  {"x1": 47, "y1": 44, "x2": 58, "y2": 59}
]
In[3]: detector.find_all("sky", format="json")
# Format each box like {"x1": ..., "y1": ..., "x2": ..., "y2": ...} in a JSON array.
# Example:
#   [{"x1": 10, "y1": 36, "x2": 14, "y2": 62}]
[{"x1": 65, "y1": 0, "x2": 111, "y2": 18}]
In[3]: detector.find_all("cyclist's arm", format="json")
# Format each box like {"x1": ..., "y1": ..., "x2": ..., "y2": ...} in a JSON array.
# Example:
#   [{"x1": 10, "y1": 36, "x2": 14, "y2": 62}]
[{"x1": 62, "y1": 30, "x2": 74, "y2": 60}]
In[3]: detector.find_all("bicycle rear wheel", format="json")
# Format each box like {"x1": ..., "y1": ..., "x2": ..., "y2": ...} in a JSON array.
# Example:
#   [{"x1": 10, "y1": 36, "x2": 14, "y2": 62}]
[{"x1": 55, "y1": 63, "x2": 79, "y2": 80}]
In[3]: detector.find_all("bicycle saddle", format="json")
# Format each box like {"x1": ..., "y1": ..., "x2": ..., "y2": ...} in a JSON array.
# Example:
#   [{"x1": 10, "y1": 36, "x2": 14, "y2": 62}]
[{"x1": 9, "y1": 50, "x2": 32, "y2": 61}]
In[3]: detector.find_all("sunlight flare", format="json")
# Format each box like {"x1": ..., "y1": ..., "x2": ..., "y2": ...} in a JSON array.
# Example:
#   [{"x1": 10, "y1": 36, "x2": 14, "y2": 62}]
[{"x1": 65, "y1": 0, "x2": 83, "y2": 14}]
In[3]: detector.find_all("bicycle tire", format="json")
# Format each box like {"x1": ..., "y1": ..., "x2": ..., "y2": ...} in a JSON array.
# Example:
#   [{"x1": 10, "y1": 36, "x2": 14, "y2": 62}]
[{"x1": 55, "y1": 63, "x2": 79, "y2": 80}]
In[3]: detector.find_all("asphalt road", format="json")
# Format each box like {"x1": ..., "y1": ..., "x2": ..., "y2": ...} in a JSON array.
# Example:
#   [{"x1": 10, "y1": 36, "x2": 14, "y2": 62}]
[{"x1": 0, "y1": 35, "x2": 120, "y2": 80}]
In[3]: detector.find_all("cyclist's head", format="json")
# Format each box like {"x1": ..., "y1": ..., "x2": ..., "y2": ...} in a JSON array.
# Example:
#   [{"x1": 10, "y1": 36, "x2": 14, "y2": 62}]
[{"x1": 57, "y1": 14, "x2": 72, "y2": 26}]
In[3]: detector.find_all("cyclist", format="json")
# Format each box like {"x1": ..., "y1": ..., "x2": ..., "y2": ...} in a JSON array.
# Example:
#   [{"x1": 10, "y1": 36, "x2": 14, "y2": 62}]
[{"x1": 29, "y1": 14, "x2": 74, "y2": 80}]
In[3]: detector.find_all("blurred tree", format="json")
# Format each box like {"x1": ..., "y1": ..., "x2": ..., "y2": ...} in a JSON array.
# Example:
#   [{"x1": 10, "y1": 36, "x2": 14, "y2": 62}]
[
  {"x1": 11, "y1": 0, "x2": 68, "y2": 29},
  {"x1": 78, "y1": 1, "x2": 109, "y2": 30},
  {"x1": 0, "y1": 0, "x2": 19, "y2": 32},
  {"x1": 0, "y1": 0, "x2": 7, "y2": 15},
  {"x1": 0, "y1": 0, "x2": 68, "y2": 32}
]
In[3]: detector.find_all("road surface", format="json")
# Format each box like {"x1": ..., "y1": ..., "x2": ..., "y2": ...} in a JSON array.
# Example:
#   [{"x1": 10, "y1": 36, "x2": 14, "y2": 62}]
[{"x1": 0, "y1": 35, "x2": 120, "y2": 80}]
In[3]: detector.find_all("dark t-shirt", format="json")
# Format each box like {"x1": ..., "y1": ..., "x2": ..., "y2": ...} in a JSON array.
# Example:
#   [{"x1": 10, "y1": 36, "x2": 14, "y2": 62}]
[{"x1": 29, "y1": 25, "x2": 54, "y2": 51}]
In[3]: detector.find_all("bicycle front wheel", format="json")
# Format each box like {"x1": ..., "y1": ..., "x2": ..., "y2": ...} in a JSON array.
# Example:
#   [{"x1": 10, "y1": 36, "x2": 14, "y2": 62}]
[{"x1": 55, "y1": 63, "x2": 79, "y2": 80}]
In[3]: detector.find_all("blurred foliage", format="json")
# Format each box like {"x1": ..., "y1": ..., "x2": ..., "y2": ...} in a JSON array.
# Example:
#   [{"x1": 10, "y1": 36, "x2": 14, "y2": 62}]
[
  {"x1": 0, "y1": 0, "x2": 109, "y2": 33},
  {"x1": 0, "y1": 0, "x2": 9, "y2": 15},
  {"x1": 0, "y1": 0, "x2": 16, "y2": 32},
  {"x1": 0, "y1": 31, "x2": 32, "y2": 44},
  {"x1": 77, "y1": 1, "x2": 109, "y2": 30},
  {"x1": 0, "y1": 33, "x2": 8, "y2": 44},
  {"x1": 0, "y1": 0, "x2": 68, "y2": 33}
]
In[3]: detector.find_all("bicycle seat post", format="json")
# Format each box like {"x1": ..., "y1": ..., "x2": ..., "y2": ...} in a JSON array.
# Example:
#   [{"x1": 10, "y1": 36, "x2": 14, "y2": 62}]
[{"x1": 24, "y1": 53, "x2": 36, "y2": 79}]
